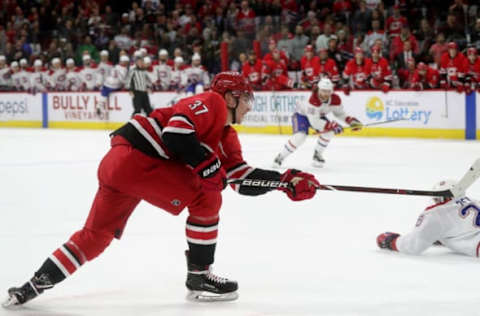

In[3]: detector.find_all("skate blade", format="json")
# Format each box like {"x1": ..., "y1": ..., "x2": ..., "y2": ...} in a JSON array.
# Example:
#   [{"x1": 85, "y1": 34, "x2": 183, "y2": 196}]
[
  {"x1": 311, "y1": 161, "x2": 324, "y2": 168},
  {"x1": 186, "y1": 290, "x2": 239, "y2": 302},
  {"x1": 2, "y1": 295, "x2": 20, "y2": 309}
]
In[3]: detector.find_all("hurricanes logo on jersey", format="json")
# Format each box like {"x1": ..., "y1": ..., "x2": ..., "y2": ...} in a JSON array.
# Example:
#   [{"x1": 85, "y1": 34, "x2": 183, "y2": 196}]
[{"x1": 365, "y1": 96, "x2": 384, "y2": 120}]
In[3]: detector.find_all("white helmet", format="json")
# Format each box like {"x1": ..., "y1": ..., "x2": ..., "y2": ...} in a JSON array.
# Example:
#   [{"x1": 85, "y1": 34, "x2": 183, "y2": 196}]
[
  {"x1": 317, "y1": 78, "x2": 333, "y2": 92},
  {"x1": 174, "y1": 56, "x2": 184, "y2": 64},
  {"x1": 432, "y1": 179, "x2": 458, "y2": 204},
  {"x1": 34, "y1": 59, "x2": 42, "y2": 67},
  {"x1": 144, "y1": 56, "x2": 152, "y2": 64},
  {"x1": 159, "y1": 49, "x2": 168, "y2": 56},
  {"x1": 120, "y1": 55, "x2": 130, "y2": 63}
]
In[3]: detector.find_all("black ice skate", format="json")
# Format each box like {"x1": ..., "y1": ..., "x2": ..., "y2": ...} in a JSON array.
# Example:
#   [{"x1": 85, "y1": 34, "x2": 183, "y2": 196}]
[
  {"x1": 272, "y1": 154, "x2": 284, "y2": 168},
  {"x1": 2, "y1": 274, "x2": 53, "y2": 308},
  {"x1": 185, "y1": 251, "x2": 238, "y2": 302},
  {"x1": 312, "y1": 150, "x2": 325, "y2": 168}
]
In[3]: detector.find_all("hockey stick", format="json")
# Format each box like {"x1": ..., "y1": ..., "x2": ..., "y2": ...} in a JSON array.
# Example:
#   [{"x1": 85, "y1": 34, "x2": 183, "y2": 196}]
[
  {"x1": 227, "y1": 158, "x2": 480, "y2": 199},
  {"x1": 315, "y1": 117, "x2": 408, "y2": 135},
  {"x1": 228, "y1": 178, "x2": 454, "y2": 198}
]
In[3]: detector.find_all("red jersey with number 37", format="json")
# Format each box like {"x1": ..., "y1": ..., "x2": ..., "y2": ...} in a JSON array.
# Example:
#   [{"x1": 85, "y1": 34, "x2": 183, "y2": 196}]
[{"x1": 124, "y1": 92, "x2": 247, "y2": 179}]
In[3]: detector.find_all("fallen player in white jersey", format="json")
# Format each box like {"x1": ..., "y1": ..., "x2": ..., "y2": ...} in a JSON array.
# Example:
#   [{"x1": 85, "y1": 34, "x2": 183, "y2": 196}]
[{"x1": 377, "y1": 180, "x2": 480, "y2": 257}]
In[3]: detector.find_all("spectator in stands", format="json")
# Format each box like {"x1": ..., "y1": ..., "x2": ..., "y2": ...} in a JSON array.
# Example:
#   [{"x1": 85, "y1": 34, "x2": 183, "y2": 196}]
[
  {"x1": 415, "y1": 19, "x2": 435, "y2": 60},
  {"x1": 309, "y1": 25, "x2": 321, "y2": 47},
  {"x1": 342, "y1": 47, "x2": 372, "y2": 94},
  {"x1": 115, "y1": 27, "x2": 134, "y2": 51},
  {"x1": 439, "y1": 13, "x2": 465, "y2": 46},
  {"x1": 390, "y1": 26, "x2": 418, "y2": 61},
  {"x1": 463, "y1": 47, "x2": 480, "y2": 94},
  {"x1": 288, "y1": 25, "x2": 309, "y2": 68},
  {"x1": 230, "y1": 29, "x2": 252, "y2": 61},
  {"x1": 336, "y1": 28, "x2": 353, "y2": 55},
  {"x1": 364, "y1": 19, "x2": 386, "y2": 52},
  {"x1": 300, "y1": 10, "x2": 320, "y2": 34},
  {"x1": 351, "y1": 0, "x2": 371, "y2": 36},
  {"x1": 277, "y1": 26, "x2": 292, "y2": 57},
  {"x1": 395, "y1": 40, "x2": 416, "y2": 75},
  {"x1": 368, "y1": 45, "x2": 392, "y2": 93},
  {"x1": 300, "y1": 45, "x2": 320, "y2": 89},
  {"x1": 439, "y1": 41, "x2": 466, "y2": 92},
  {"x1": 328, "y1": 35, "x2": 348, "y2": 72},
  {"x1": 262, "y1": 49, "x2": 294, "y2": 90},
  {"x1": 469, "y1": 18, "x2": 480, "y2": 50},
  {"x1": 410, "y1": 62, "x2": 440, "y2": 90},
  {"x1": 386, "y1": 5, "x2": 408, "y2": 39},
  {"x1": 316, "y1": 23, "x2": 334, "y2": 51},
  {"x1": 236, "y1": 0, "x2": 256, "y2": 39},
  {"x1": 264, "y1": 39, "x2": 289, "y2": 67},
  {"x1": 429, "y1": 33, "x2": 448, "y2": 66},
  {"x1": 75, "y1": 35, "x2": 99, "y2": 64},
  {"x1": 318, "y1": 48, "x2": 340, "y2": 87},
  {"x1": 242, "y1": 50, "x2": 263, "y2": 90}
]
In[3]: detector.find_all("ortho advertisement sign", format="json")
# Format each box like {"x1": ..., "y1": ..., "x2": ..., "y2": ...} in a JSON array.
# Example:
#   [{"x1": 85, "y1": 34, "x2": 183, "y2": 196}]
[{"x1": 0, "y1": 93, "x2": 43, "y2": 126}]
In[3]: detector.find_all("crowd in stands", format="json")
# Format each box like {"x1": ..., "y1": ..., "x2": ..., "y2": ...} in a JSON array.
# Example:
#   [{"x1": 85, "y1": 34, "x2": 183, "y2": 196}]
[{"x1": 0, "y1": 0, "x2": 479, "y2": 94}]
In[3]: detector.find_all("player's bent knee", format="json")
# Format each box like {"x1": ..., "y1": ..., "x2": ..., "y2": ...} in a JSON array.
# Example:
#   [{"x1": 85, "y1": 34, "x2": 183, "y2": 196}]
[
  {"x1": 69, "y1": 228, "x2": 114, "y2": 261},
  {"x1": 188, "y1": 191, "x2": 222, "y2": 224}
]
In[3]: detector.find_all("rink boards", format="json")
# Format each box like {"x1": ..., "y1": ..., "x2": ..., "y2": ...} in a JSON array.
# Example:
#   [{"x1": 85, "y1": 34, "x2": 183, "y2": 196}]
[{"x1": 0, "y1": 90, "x2": 477, "y2": 139}]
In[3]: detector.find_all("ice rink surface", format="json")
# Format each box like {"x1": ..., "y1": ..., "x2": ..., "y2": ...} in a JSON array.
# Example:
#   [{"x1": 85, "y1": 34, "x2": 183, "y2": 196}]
[{"x1": 1, "y1": 128, "x2": 480, "y2": 316}]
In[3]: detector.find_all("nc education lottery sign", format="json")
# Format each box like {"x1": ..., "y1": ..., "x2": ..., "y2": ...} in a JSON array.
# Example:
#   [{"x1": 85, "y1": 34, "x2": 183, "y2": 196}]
[
  {"x1": 243, "y1": 90, "x2": 464, "y2": 130},
  {"x1": 0, "y1": 93, "x2": 42, "y2": 122}
]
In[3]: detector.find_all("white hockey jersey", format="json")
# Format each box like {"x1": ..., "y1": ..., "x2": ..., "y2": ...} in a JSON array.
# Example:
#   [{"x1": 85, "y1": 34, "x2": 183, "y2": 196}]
[
  {"x1": 97, "y1": 61, "x2": 113, "y2": 86},
  {"x1": 144, "y1": 66, "x2": 158, "y2": 90},
  {"x1": 153, "y1": 62, "x2": 171, "y2": 90},
  {"x1": 0, "y1": 66, "x2": 11, "y2": 87},
  {"x1": 396, "y1": 197, "x2": 480, "y2": 257},
  {"x1": 184, "y1": 65, "x2": 210, "y2": 86},
  {"x1": 16, "y1": 69, "x2": 31, "y2": 91},
  {"x1": 47, "y1": 68, "x2": 67, "y2": 91},
  {"x1": 170, "y1": 67, "x2": 187, "y2": 90},
  {"x1": 30, "y1": 68, "x2": 48, "y2": 92},
  {"x1": 65, "y1": 68, "x2": 83, "y2": 91},
  {"x1": 295, "y1": 92, "x2": 348, "y2": 131},
  {"x1": 79, "y1": 65, "x2": 100, "y2": 90},
  {"x1": 104, "y1": 64, "x2": 128, "y2": 89}
]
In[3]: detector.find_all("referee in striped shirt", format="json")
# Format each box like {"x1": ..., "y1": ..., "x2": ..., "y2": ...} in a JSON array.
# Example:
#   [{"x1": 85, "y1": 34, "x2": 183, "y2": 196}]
[{"x1": 127, "y1": 56, "x2": 153, "y2": 117}]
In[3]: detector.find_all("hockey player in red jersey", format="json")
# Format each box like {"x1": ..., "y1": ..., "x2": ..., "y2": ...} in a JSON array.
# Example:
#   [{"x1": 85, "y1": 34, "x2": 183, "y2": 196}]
[
  {"x1": 300, "y1": 45, "x2": 320, "y2": 89},
  {"x1": 242, "y1": 50, "x2": 263, "y2": 90},
  {"x1": 318, "y1": 48, "x2": 340, "y2": 87},
  {"x1": 439, "y1": 42, "x2": 466, "y2": 92},
  {"x1": 3, "y1": 72, "x2": 320, "y2": 307},
  {"x1": 367, "y1": 45, "x2": 392, "y2": 93},
  {"x1": 463, "y1": 47, "x2": 480, "y2": 94},
  {"x1": 342, "y1": 47, "x2": 372, "y2": 94},
  {"x1": 410, "y1": 62, "x2": 439, "y2": 90}
]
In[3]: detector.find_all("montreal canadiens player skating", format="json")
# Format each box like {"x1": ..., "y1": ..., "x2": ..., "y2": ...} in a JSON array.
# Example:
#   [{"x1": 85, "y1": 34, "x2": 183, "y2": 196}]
[
  {"x1": 273, "y1": 78, "x2": 362, "y2": 168},
  {"x1": 3, "y1": 72, "x2": 320, "y2": 307},
  {"x1": 377, "y1": 180, "x2": 480, "y2": 257}
]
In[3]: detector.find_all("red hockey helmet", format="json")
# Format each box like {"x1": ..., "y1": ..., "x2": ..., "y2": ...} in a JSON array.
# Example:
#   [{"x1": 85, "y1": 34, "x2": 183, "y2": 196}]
[
  {"x1": 211, "y1": 71, "x2": 253, "y2": 99},
  {"x1": 417, "y1": 62, "x2": 427, "y2": 71},
  {"x1": 447, "y1": 42, "x2": 458, "y2": 50},
  {"x1": 467, "y1": 47, "x2": 477, "y2": 56}
]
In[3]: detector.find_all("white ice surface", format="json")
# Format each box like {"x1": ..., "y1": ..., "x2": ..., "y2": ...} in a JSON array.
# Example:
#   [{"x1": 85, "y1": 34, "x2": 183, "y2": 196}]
[{"x1": 1, "y1": 128, "x2": 480, "y2": 316}]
